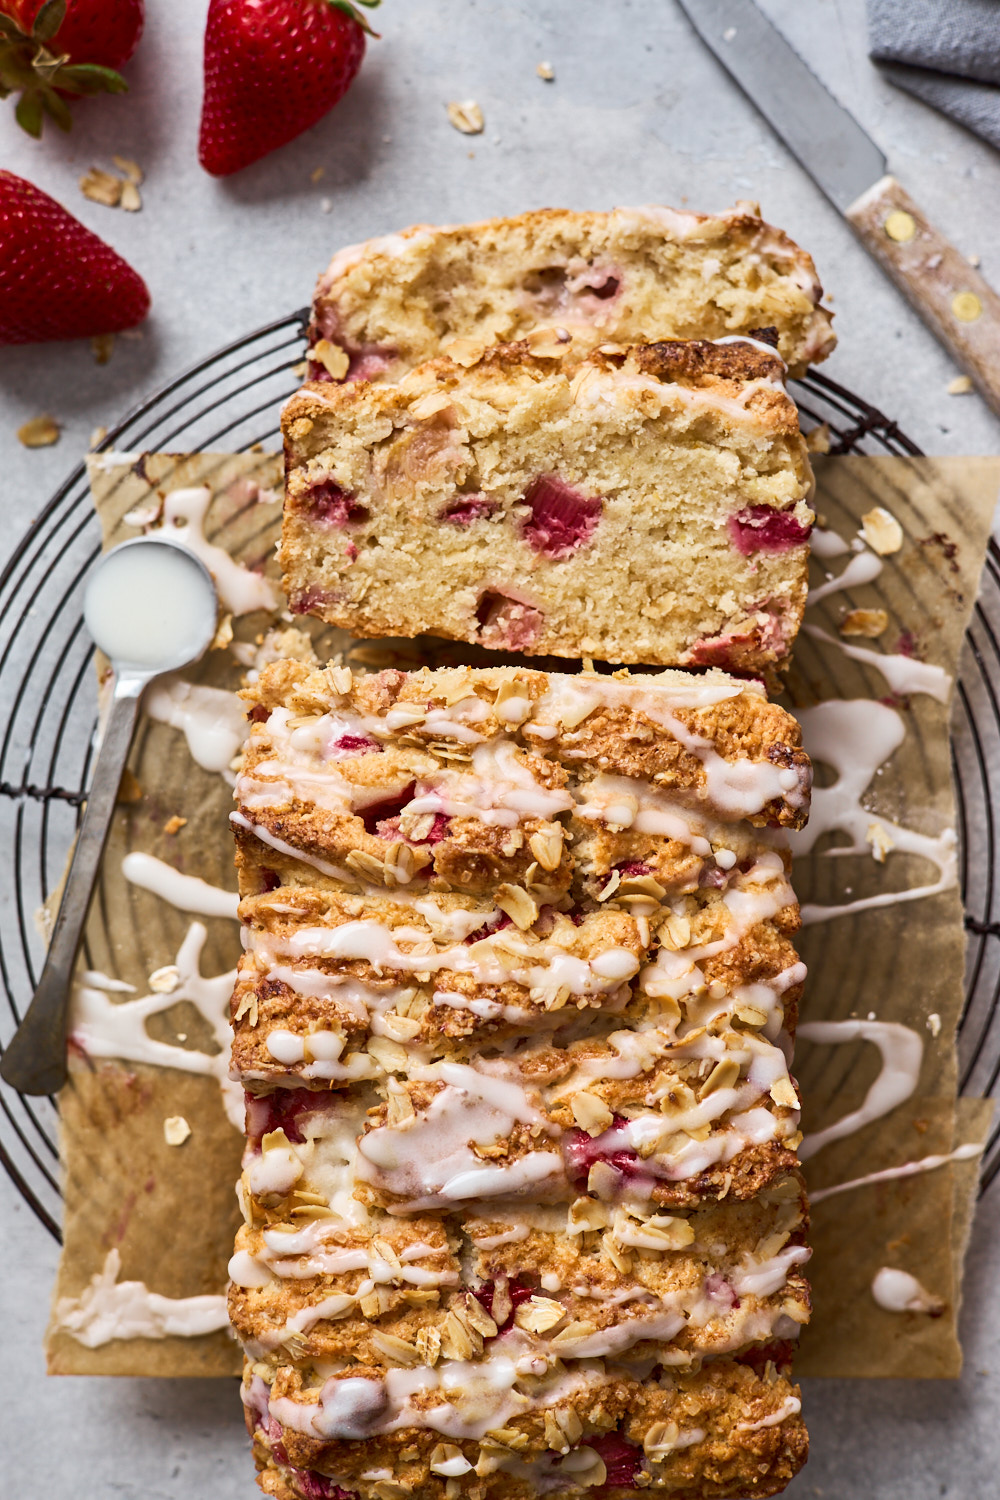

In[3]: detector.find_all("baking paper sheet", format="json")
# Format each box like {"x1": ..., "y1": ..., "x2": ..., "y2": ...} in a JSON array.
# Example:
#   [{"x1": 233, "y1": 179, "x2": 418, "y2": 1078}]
[{"x1": 46, "y1": 449, "x2": 1000, "y2": 1378}]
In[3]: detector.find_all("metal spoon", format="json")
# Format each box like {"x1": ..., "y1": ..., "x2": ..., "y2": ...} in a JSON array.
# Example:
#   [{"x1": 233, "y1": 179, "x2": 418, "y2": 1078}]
[{"x1": 0, "y1": 537, "x2": 219, "y2": 1096}]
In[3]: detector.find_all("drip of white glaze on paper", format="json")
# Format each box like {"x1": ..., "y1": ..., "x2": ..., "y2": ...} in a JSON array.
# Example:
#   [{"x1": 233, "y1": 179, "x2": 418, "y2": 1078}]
[
  {"x1": 871, "y1": 1266, "x2": 944, "y2": 1314},
  {"x1": 70, "y1": 922, "x2": 242, "y2": 1129},
  {"x1": 810, "y1": 1142, "x2": 983, "y2": 1204},
  {"x1": 122, "y1": 851, "x2": 239, "y2": 920},
  {"x1": 803, "y1": 624, "x2": 952, "y2": 703},
  {"x1": 144, "y1": 675, "x2": 246, "y2": 778},
  {"x1": 53, "y1": 1248, "x2": 230, "y2": 1347},
  {"x1": 807, "y1": 548, "x2": 883, "y2": 605},
  {"x1": 138, "y1": 486, "x2": 277, "y2": 615},
  {"x1": 797, "y1": 1018, "x2": 923, "y2": 1160},
  {"x1": 788, "y1": 699, "x2": 957, "y2": 924}
]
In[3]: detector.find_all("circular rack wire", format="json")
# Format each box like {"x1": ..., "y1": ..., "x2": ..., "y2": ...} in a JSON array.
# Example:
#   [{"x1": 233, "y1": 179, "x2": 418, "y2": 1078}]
[{"x1": 1, "y1": 310, "x2": 999, "y2": 1242}]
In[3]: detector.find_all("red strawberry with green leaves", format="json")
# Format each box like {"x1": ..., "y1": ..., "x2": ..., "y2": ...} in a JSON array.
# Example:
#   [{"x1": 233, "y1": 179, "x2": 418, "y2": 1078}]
[
  {"x1": 0, "y1": 0, "x2": 143, "y2": 137},
  {"x1": 0, "y1": 170, "x2": 150, "y2": 344},
  {"x1": 198, "y1": 0, "x2": 380, "y2": 177}
]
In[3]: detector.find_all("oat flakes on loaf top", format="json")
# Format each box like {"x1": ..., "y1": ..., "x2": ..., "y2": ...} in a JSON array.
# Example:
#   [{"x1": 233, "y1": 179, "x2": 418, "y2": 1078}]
[
  {"x1": 306, "y1": 203, "x2": 835, "y2": 384},
  {"x1": 280, "y1": 341, "x2": 815, "y2": 674}
]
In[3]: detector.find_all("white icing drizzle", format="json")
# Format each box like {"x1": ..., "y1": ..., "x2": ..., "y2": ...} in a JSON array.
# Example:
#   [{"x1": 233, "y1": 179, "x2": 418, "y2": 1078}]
[
  {"x1": 150, "y1": 486, "x2": 277, "y2": 615},
  {"x1": 252, "y1": 918, "x2": 639, "y2": 1000},
  {"x1": 357, "y1": 1061, "x2": 563, "y2": 1209},
  {"x1": 122, "y1": 851, "x2": 239, "y2": 921},
  {"x1": 810, "y1": 1143, "x2": 983, "y2": 1204},
  {"x1": 798, "y1": 1019, "x2": 923, "y2": 1161},
  {"x1": 53, "y1": 1249, "x2": 229, "y2": 1347},
  {"x1": 807, "y1": 548, "x2": 883, "y2": 604},
  {"x1": 145, "y1": 675, "x2": 247, "y2": 777},
  {"x1": 70, "y1": 923, "x2": 243, "y2": 1129},
  {"x1": 803, "y1": 624, "x2": 953, "y2": 703},
  {"x1": 230, "y1": 811, "x2": 353, "y2": 881},
  {"x1": 870, "y1": 1266, "x2": 943, "y2": 1314},
  {"x1": 810, "y1": 527, "x2": 851, "y2": 560},
  {"x1": 788, "y1": 699, "x2": 957, "y2": 924},
  {"x1": 737, "y1": 1395, "x2": 802, "y2": 1431}
]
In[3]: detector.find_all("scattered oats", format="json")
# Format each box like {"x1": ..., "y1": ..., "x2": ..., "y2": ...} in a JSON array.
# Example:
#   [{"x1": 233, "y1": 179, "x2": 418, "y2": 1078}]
[
  {"x1": 116, "y1": 766, "x2": 142, "y2": 803},
  {"x1": 381, "y1": 1010, "x2": 422, "y2": 1043},
  {"x1": 494, "y1": 882, "x2": 539, "y2": 930},
  {"x1": 163, "y1": 1115, "x2": 191, "y2": 1146},
  {"x1": 515, "y1": 1295, "x2": 566, "y2": 1334},
  {"x1": 462, "y1": 1294, "x2": 499, "y2": 1338},
  {"x1": 163, "y1": 814, "x2": 187, "y2": 835},
  {"x1": 948, "y1": 375, "x2": 973, "y2": 395},
  {"x1": 537, "y1": 60, "x2": 554, "y2": 80},
  {"x1": 211, "y1": 613, "x2": 234, "y2": 651},
  {"x1": 643, "y1": 1420, "x2": 680, "y2": 1458},
  {"x1": 17, "y1": 415, "x2": 60, "y2": 448},
  {"x1": 927, "y1": 1012, "x2": 942, "y2": 1038},
  {"x1": 372, "y1": 1331, "x2": 422, "y2": 1366},
  {"x1": 414, "y1": 1324, "x2": 442, "y2": 1365},
  {"x1": 346, "y1": 849, "x2": 389, "y2": 883},
  {"x1": 326, "y1": 663, "x2": 354, "y2": 695},
  {"x1": 618, "y1": 873, "x2": 666, "y2": 901},
  {"x1": 367, "y1": 1035, "x2": 408, "y2": 1071},
  {"x1": 587, "y1": 1160, "x2": 622, "y2": 1199},
  {"x1": 112, "y1": 155, "x2": 144, "y2": 184},
  {"x1": 840, "y1": 607, "x2": 889, "y2": 638},
  {"x1": 321, "y1": 197, "x2": 333, "y2": 213},
  {"x1": 80, "y1": 167, "x2": 123, "y2": 206},
  {"x1": 91, "y1": 332, "x2": 115, "y2": 364},
  {"x1": 311, "y1": 165, "x2": 325, "y2": 182},
  {"x1": 440, "y1": 1310, "x2": 476, "y2": 1360},
  {"x1": 734, "y1": 1001, "x2": 768, "y2": 1029},
  {"x1": 90, "y1": 425, "x2": 108, "y2": 449},
  {"x1": 447, "y1": 99, "x2": 484, "y2": 134},
  {"x1": 528, "y1": 827, "x2": 563, "y2": 871},
  {"x1": 860, "y1": 505, "x2": 904, "y2": 556},
  {"x1": 292, "y1": 359, "x2": 309, "y2": 379},
  {"x1": 658, "y1": 910, "x2": 691, "y2": 951},
  {"x1": 597, "y1": 869, "x2": 621, "y2": 902},
  {"x1": 699, "y1": 1056, "x2": 740, "y2": 1098},
  {"x1": 866, "y1": 822, "x2": 895, "y2": 863},
  {"x1": 430, "y1": 1443, "x2": 473, "y2": 1477},
  {"x1": 563, "y1": 1446, "x2": 606, "y2": 1486},
  {"x1": 570, "y1": 1090, "x2": 613, "y2": 1136},
  {"x1": 567, "y1": 1196, "x2": 610, "y2": 1234},
  {"x1": 805, "y1": 422, "x2": 831, "y2": 455},
  {"x1": 148, "y1": 964, "x2": 182, "y2": 995},
  {"x1": 770, "y1": 1076, "x2": 800, "y2": 1109},
  {"x1": 313, "y1": 338, "x2": 350, "y2": 380},
  {"x1": 120, "y1": 180, "x2": 142, "y2": 212}
]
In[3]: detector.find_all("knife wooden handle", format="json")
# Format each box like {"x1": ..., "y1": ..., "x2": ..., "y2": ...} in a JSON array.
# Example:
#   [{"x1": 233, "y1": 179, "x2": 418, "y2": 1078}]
[{"x1": 846, "y1": 174, "x2": 1000, "y2": 418}]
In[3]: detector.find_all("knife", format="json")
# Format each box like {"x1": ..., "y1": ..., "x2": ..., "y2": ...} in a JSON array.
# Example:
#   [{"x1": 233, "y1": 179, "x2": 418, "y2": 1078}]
[{"x1": 676, "y1": 0, "x2": 1000, "y2": 418}]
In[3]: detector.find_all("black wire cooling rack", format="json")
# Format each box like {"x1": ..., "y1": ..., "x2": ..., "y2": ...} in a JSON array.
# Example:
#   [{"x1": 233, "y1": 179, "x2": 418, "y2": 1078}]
[{"x1": 2, "y1": 309, "x2": 999, "y2": 1242}]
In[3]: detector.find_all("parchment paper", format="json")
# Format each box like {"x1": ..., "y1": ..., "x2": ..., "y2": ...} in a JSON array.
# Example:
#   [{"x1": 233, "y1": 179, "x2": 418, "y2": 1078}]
[{"x1": 46, "y1": 450, "x2": 1000, "y2": 1379}]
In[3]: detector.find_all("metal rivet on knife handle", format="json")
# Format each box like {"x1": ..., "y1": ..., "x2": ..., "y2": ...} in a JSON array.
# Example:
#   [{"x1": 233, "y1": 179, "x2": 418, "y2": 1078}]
[
  {"x1": 884, "y1": 211, "x2": 916, "y2": 244},
  {"x1": 952, "y1": 293, "x2": 982, "y2": 324}
]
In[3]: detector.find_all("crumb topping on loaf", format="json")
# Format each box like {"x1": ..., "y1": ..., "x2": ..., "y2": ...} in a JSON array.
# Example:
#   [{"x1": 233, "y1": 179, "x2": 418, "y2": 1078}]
[{"x1": 229, "y1": 662, "x2": 810, "y2": 1500}]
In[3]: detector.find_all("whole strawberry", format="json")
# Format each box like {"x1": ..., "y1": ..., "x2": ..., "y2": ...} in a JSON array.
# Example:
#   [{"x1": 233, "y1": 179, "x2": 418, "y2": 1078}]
[
  {"x1": 0, "y1": 0, "x2": 143, "y2": 136},
  {"x1": 199, "y1": 0, "x2": 380, "y2": 177},
  {"x1": 0, "y1": 170, "x2": 150, "y2": 344}
]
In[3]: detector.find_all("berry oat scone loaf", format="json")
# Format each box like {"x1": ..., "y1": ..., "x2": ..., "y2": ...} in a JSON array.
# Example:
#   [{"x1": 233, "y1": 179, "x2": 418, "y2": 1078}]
[
  {"x1": 280, "y1": 341, "x2": 815, "y2": 674},
  {"x1": 229, "y1": 660, "x2": 812, "y2": 1500},
  {"x1": 305, "y1": 203, "x2": 835, "y2": 384}
]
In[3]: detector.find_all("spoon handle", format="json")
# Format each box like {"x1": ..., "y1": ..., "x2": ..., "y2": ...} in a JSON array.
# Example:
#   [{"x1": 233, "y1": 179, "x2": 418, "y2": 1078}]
[{"x1": 1, "y1": 674, "x2": 145, "y2": 1096}]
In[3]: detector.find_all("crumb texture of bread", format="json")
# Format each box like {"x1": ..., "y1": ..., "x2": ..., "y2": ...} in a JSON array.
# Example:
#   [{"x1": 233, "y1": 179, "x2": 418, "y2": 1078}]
[
  {"x1": 230, "y1": 661, "x2": 811, "y2": 1500},
  {"x1": 307, "y1": 204, "x2": 835, "y2": 383},
  {"x1": 280, "y1": 343, "x2": 814, "y2": 673}
]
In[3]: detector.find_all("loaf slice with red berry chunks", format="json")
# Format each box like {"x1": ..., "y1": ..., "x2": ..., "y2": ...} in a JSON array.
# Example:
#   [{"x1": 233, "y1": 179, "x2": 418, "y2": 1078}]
[
  {"x1": 280, "y1": 339, "x2": 814, "y2": 674},
  {"x1": 306, "y1": 202, "x2": 835, "y2": 384}
]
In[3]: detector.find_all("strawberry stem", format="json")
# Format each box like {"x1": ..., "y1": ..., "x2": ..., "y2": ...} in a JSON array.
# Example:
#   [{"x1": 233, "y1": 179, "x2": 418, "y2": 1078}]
[
  {"x1": 0, "y1": 0, "x2": 128, "y2": 135},
  {"x1": 326, "y1": 0, "x2": 382, "y2": 39}
]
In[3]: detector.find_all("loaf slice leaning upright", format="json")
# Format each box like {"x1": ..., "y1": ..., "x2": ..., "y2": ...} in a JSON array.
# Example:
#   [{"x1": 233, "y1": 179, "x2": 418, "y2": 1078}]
[
  {"x1": 228, "y1": 660, "x2": 813, "y2": 1500},
  {"x1": 281, "y1": 340, "x2": 815, "y2": 676}
]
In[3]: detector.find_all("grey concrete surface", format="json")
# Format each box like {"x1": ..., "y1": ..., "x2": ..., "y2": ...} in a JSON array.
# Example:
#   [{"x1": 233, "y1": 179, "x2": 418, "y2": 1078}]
[{"x1": 1, "y1": 0, "x2": 999, "y2": 1495}]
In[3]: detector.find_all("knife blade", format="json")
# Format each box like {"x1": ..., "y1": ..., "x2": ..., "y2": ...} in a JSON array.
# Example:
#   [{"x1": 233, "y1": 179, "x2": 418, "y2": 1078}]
[{"x1": 676, "y1": 0, "x2": 1000, "y2": 418}]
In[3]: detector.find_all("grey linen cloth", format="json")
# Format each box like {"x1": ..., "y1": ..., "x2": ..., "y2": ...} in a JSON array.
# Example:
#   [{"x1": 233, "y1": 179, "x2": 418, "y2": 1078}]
[{"x1": 867, "y1": 0, "x2": 1000, "y2": 150}]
